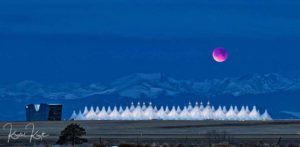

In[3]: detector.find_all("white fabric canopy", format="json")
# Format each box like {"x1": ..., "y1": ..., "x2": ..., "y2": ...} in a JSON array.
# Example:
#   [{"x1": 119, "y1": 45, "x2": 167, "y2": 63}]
[{"x1": 70, "y1": 102, "x2": 272, "y2": 121}]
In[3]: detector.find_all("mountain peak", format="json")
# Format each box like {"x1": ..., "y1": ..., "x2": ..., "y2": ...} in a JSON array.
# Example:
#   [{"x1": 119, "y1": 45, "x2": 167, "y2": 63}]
[{"x1": 0, "y1": 73, "x2": 298, "y2": 100}]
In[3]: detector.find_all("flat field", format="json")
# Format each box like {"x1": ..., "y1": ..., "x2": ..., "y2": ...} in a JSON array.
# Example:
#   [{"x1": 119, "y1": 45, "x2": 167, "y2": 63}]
[{"x1": 0, "y1": 120, "x2": 300, "y2": 146}]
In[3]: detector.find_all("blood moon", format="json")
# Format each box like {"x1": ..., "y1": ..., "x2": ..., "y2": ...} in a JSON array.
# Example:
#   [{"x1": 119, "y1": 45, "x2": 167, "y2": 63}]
[{"x1": 212, "y1": 47, "x2": 228, "y2": 62}]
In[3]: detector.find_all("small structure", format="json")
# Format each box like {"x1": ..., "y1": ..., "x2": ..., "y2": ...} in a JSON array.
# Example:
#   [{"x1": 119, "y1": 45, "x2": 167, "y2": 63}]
[{"x1": 26, "y1": 103, "x2": 62, "y2": 121}]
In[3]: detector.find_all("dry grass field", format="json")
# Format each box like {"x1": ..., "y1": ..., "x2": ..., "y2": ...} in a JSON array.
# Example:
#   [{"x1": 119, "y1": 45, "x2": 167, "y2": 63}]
[{"x1": 0, "y1": 120, "x2": 300, "y2": 146}]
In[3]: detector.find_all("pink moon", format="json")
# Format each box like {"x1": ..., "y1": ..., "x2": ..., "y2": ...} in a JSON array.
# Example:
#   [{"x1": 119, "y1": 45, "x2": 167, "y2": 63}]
[{"x1": 212, "y1": 47, "x2": 228, "y2": 62}]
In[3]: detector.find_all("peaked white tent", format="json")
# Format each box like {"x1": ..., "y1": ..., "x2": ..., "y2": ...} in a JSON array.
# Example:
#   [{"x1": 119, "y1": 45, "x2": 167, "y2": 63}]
[{"x1": 71, "y1": 102, "x2": 272, "y2": 121}]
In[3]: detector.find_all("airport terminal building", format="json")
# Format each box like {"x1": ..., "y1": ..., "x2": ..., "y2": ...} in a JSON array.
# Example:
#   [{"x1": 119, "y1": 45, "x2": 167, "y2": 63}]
[{"x1": 25, "y1": 103, "x2": 62, "y2": 121}]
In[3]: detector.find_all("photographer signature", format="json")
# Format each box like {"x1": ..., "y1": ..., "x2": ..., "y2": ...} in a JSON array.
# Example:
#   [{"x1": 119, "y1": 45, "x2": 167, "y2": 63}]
[{"x1": 2, "y1": 123, "x2": 49, "y2": 143}]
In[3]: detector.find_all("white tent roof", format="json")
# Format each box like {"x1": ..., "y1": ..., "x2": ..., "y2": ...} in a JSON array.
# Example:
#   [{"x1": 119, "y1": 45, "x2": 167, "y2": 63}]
[{"x1": 71, "y1": 102, "x2": 272, "y2": 121}]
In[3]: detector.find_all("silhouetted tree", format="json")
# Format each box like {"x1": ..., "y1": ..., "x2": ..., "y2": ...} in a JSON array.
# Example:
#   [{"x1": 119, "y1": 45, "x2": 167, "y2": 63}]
[{"x1": 56, "y1": 123, "x2": 88, "y2": 145}]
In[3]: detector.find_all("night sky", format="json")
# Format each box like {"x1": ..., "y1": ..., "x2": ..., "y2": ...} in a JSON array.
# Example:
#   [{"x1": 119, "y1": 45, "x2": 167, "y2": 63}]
[{"x1": 0, "y1": 0, "x2": 299, "y2": 83}]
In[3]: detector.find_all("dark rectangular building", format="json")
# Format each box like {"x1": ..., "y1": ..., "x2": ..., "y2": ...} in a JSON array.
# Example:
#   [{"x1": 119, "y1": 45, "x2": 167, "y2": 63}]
[
  {"x1": 48, "y1": 104, "x2": 62, "y2": 121},
  {"x1": 26, "y1": 103, "x2": 62, "y2": 121}
]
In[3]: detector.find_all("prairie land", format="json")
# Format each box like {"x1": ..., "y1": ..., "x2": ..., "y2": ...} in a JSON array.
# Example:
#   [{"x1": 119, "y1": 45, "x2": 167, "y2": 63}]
[{"x1": 0, "y1": 120, "x2": 300, "y2": 146}]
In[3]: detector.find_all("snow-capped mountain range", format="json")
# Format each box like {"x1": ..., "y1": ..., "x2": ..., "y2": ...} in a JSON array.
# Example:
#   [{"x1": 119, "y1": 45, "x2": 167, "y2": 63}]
[
  {"x1": 0, "y1": 73, "x2": 298, "y2": 100},
  {"x1": 1, "y1": 73, "x2": 300, "y2": 120}
]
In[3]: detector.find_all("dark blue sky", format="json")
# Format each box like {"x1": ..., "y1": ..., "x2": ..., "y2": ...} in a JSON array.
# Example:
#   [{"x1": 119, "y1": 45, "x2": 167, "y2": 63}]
[{"x1": 0, "y1": 0, "x2": 299, "y2": 83}]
